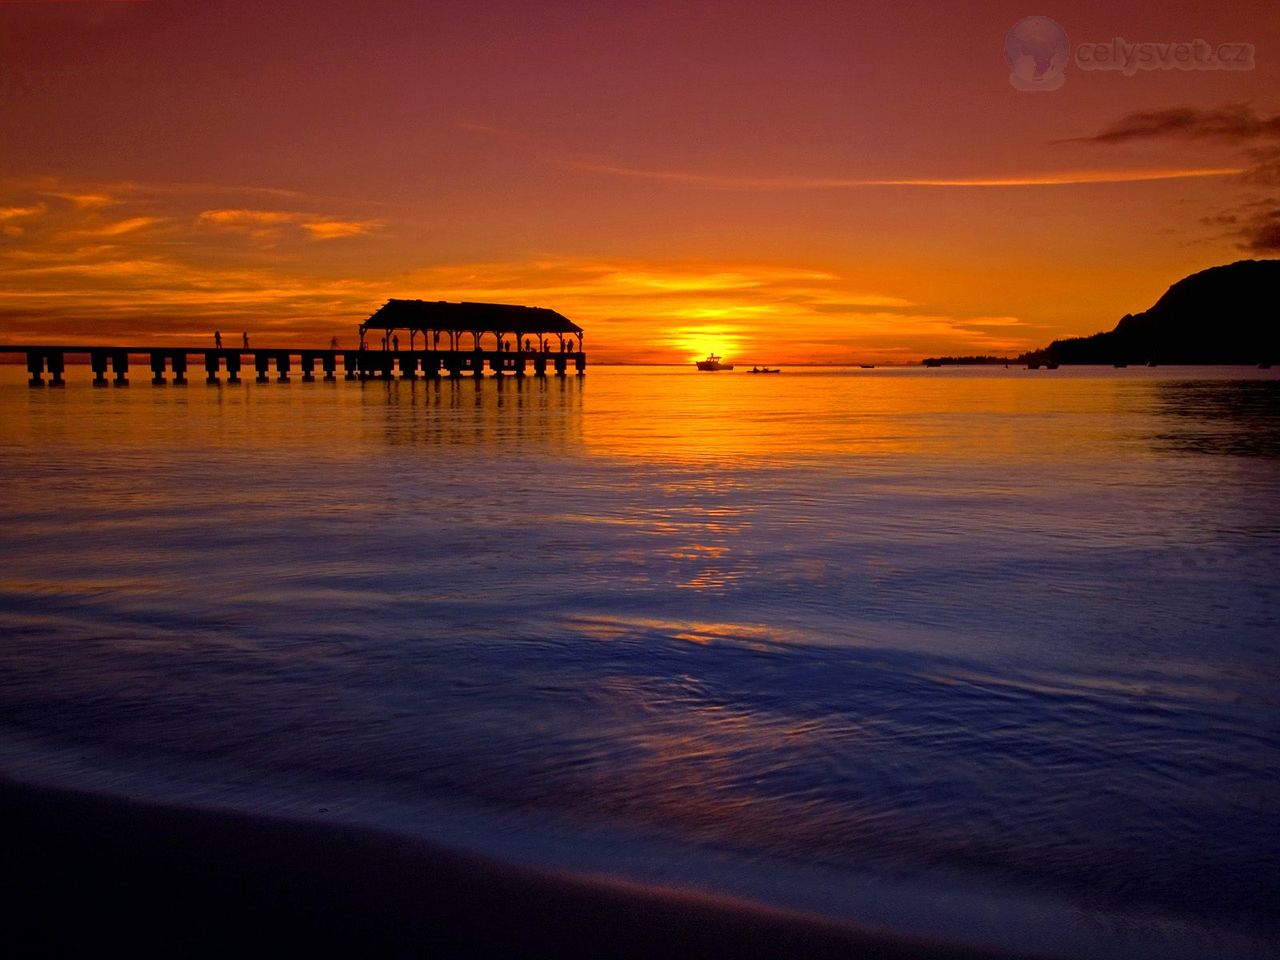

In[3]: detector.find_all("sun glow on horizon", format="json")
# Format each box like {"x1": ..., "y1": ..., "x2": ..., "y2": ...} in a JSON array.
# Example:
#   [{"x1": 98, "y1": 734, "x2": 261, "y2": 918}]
[
  {"x1": 0, "y1": 166, "x2": 1266, "y2": 364},
  {"x1": 2, "y1": 181, "x2": 1053, "y2": 362},
  {"x1": 668, "y1": 326, "x2": 748, "y2": 364}
]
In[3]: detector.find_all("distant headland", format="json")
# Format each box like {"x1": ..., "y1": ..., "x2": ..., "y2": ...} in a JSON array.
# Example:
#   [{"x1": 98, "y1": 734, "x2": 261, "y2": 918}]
[{"x1": 925, "y1": 259, "x2": 1278, "y2": 367}]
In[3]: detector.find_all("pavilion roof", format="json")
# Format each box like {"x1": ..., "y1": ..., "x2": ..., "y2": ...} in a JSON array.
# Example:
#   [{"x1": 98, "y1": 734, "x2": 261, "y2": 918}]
[{"x1": 361, "y1": 300, "x2": 582, "y2": 336}]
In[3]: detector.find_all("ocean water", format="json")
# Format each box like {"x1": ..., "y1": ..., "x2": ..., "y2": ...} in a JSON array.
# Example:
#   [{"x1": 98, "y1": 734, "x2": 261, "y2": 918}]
[{"x1": 1, "y1": 364, "x2": 1277, "y2": 958}]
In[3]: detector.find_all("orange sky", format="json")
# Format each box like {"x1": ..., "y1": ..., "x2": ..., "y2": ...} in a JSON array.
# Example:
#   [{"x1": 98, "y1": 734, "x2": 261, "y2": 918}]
[{"x1": 1, "y1": 0, "x2": 1277, "y2": 363}]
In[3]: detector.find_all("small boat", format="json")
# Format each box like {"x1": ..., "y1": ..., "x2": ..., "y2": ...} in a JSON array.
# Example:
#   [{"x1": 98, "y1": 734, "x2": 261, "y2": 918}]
[
  {"x1": 859, "y1": 364, "x2": 875, "y2": 369},
  {"x1": 748, "y1": 366, "x2": 780, "y2": 374},
  {"x1": 696, "y1": 353, "x2": 734, "y2": 371}
]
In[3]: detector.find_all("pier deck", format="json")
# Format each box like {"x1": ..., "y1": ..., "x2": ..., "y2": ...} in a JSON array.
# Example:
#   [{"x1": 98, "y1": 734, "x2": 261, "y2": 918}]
[{"x1": 0, "y1": 346, "x2": 586, "y2": 386}]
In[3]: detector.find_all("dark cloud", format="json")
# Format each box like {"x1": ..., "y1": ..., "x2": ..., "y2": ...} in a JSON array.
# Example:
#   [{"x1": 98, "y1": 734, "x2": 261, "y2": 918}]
[
  {"x1": 1063, "y1": 105, "x2": 1280, "y2": 145},
  {"x1": 1197, "y1": 197, "x2": 1280, "y2": 254},
  {"x1": 1240, "y1": 209, "x2": 1280, "y2": 252},
  {"x1": 1065, "y1": 105, "x2": 1280, "y2": 253}
]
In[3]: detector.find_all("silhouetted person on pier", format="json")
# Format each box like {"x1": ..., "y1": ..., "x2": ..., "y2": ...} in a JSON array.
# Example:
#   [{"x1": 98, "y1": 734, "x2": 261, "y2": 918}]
[
  {"x1": 214, "y1": 330, "x2": 222, "y2": 349},
  {"x1": 523, "y1": 339, "x2": 531, "y2": 352},
  {"x1": 242, "y1": 332, "x2": 249, "y2": 349},
  {"x1": 569, "y1": 337, "x2": 576, "y2": 352},
  {"x1": 381, "y1": 336, "x2": 387, "y2": 352},
  {"x1": 503, "y1": 339, "x2": 510, "y2": 352},
  {"x1": 392, "y1": 335, "x2": 399, "y2": 352}
]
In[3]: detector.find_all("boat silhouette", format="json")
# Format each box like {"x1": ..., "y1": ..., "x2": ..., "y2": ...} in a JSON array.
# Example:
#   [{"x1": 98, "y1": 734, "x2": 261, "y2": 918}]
[{"x1": 696, "y1": 354, "x2": 734, "y2": 371}]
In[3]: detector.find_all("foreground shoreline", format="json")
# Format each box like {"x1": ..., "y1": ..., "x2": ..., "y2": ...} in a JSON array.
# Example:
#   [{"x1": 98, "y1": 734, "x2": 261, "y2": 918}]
[{"x1": 1, "y1": 776, "x2": 1040, "y2": 958}]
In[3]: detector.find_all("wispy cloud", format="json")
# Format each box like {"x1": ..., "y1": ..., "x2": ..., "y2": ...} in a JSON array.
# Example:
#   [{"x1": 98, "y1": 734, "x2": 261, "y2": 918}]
[
  {"x1": 197, "y1": 209, "x2": 299, "y2": 228},
  {"x1": 0, "y1": 178, "x2": 392, "y2": 344},
  {"x1": 197, "y1": 208, "x2": 381, "y2": 243},
  {"x1": 0, "y1": 202, "x2": 48, "y2": 237},
  {"x1": 564, "y1": 160, "x2": 1241, "y2": 190},
  {"x1": 0, "y1": 203, "x2": 48, "y2": 221},
  {"x1": 40, "y1": 191, "x2": 115, "y2": 209},
  {"x1": 460, "y1": 120, "x2": 1240, "y2": 191},
  {"x1": 302, "y1": 220, "x2": 379, "y2": 240},
  {"x1": 77, "y1": 215, "x2": 164, "y2": 237}
]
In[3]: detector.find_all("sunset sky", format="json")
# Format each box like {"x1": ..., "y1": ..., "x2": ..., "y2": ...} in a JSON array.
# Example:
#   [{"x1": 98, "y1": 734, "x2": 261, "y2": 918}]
[{"x1": 1, "y1": 0, "x2": 1277, "y2": 363}]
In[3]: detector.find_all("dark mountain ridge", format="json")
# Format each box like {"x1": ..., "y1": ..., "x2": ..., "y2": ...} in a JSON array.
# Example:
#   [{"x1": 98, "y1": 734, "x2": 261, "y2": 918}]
[{"x1": 1025, "y1": 259, "x2": 1278, "y2": 365}]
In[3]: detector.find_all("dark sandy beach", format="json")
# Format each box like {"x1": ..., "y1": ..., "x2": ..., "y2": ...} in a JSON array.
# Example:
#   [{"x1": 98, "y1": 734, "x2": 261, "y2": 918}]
[{"x1": 0, "y1": 777, "x2": 1044, "y2": 959}]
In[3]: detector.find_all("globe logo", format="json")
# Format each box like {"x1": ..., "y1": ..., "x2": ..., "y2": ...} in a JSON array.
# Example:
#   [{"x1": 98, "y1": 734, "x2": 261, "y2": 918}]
[{"x1": 1004, "y1": 16, "x2": 1070, "y2": 91}]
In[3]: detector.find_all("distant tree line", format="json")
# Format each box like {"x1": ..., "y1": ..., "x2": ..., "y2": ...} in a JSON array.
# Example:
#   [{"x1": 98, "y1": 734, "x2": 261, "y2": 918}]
[{"x1": 920, "y1": 356, "x2": 1015, "y2": 366}]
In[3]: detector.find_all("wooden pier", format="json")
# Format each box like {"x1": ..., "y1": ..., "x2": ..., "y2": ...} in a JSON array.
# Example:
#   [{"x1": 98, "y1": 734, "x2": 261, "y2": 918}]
[
  {"x1": 2, "y1": 345, "x2": 586, "y2": 387},
  {"x1": 2, "y1": 298, "x2": 587, "y2": 386}
]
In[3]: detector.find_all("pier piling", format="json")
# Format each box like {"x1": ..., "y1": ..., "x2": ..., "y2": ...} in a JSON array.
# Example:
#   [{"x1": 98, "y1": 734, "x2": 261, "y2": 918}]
[
  {"x1": 24, "y1": 349, "x2": 66, "y2": 387},
  {"x1": 47, "y1": 351, "x2": 65, "y2": 387},
  {"x1": 91, "y1": 350, "x2": 109, "y2": 387},
  {"x1": 4, "y1": 341, "x2": 585, "y2": 387},
  {"x1": 26, "y1": 351, "x2": 42, "y2": 387}
]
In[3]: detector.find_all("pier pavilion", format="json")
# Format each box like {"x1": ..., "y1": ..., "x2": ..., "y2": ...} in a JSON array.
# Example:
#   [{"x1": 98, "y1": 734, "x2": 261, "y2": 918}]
[
  {"x1": 362, "y1": 300, "x2": 583, "y2": 354},
  {"x1": 358, "y1": 300, "x2": 585, "y2": 379},
  {"x1": 1, "y1": 300, "x2": 586, "y2": 385}
]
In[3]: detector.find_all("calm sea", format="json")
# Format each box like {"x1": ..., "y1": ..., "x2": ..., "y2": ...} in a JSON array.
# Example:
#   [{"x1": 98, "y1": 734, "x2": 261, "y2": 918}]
[{"x1": 1, "y1": 365, "x2": 1277, "y2": 958}]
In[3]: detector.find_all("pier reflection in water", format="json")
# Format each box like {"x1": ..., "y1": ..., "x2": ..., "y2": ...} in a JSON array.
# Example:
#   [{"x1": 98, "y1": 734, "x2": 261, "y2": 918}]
[{"x1": 365, "y1": 375, "x2": 585, "y2": 452}]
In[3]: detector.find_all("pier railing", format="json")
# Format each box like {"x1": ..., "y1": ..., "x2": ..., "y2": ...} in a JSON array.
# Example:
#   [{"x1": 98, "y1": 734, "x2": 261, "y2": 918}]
[{"x1": 0, "y1": 346, "x2": 586, "y2": 386}]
